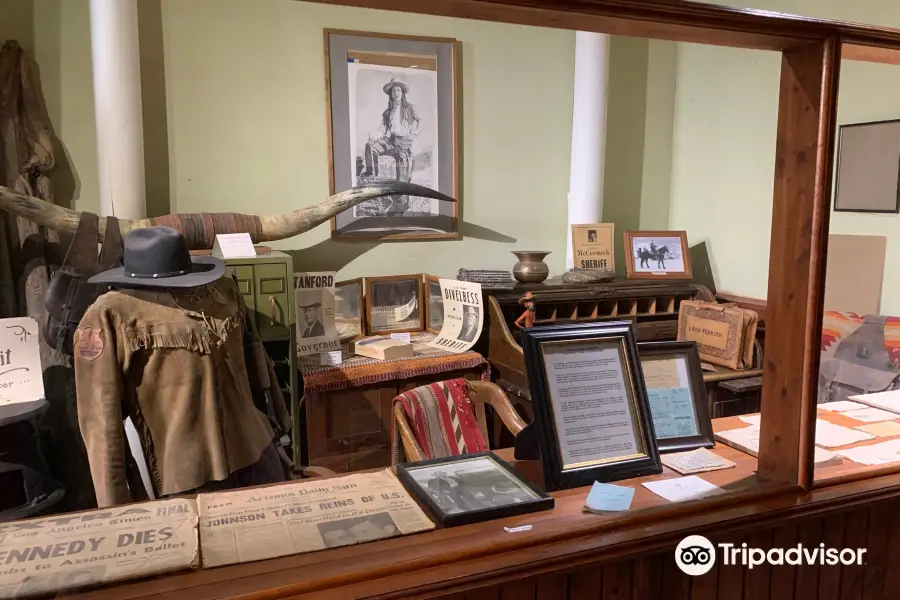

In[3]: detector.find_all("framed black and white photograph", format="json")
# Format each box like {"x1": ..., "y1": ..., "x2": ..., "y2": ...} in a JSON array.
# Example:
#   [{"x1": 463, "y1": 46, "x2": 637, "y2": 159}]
[
  {"x1": 395, "y1": 452, "x2": 554, "y2": 527},
  {"x1": 423, "y1": 274, "x2": 443, "y2": 334},
  {"x1": 834, "y1": 119, "x2": 900, "y2": 213},
  {"x1": 637, "y1": 341, "x2": 714, "y2": 453},
  {"x1": 325, "y1": 30, "x2": 460, "y2": 241},
  {"x1": 623, "y1": 230, "x2": 692, "y2": 280},
  {"x1": 365, "y1": 274, "x2": 423, "y2": 335},
  {"x1": 521, "y1": 321, "x2": 662, "y2": 491},
  {"x1": 335, "y1": 278, "x2": 365, "y2": 340}
]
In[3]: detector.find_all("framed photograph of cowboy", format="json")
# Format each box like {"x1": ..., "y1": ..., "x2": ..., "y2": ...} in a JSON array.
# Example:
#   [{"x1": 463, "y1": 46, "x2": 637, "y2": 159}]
[
  {"x1": 324, "y1": 30, "x2": 460, "y2": 241},
  {"x1": 623, "y1": 230, "x2": 693, "y2": 281}
]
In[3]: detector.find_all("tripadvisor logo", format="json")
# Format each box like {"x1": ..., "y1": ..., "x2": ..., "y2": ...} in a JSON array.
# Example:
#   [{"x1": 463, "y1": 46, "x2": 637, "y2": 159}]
[
  {"x1": 675, "y1": 535, "x2": 867, "y2": 576},
  {"x1": 676, "y1": 535, "x2": 716, "y2": 576}
]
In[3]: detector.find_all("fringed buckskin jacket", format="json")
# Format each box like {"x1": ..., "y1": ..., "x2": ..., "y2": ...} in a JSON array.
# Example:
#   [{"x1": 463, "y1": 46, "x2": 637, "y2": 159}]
[{"x1": 73, "y1": 278, "x2": 290, "y2": 507}]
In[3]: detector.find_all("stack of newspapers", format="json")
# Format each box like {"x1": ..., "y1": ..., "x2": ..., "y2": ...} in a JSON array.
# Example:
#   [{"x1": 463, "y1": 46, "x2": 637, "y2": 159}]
[{"x1": 456, "y1": 269, "x2": 516, "y2": 290}]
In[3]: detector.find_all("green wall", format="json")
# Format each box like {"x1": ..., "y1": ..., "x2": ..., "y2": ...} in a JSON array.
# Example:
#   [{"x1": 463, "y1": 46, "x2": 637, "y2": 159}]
[{"x1": 668, "y1": 0, "x2": 900, "y2": 314}]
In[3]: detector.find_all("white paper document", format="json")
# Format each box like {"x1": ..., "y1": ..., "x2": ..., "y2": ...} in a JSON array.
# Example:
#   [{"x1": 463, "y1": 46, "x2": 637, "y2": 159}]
[
  {"x1": 819, "y1": 400, "x2": 867, "y2": 412},
  {"x1": 295, "y1": 272, "x2": 341, "y2": 356},
  {"x1": 849, "y1": 390, "x2": 900, "y2": 415},
  {"x1": 661, "y1": 449, "x2": 735, "y2": 475},
  {"x1": 841, "y1": 407, "x2": 898, "y2": 423},
  {"x1": 838, "y1": 439, "x2": 900, "y2": 466},
  {"x1": 212, "y1": 233, "x2": 256, "y2": 258},
  {"x1": 739, "y1": 414, "x2": 761, "y2": 426},
  {"x1": 716, "y1": 424, "x2": 840, "y2": 464},
  {"x1": 0, "y1": 317, "x2": 44, "y2": 406},
  {"x1": 642, "y1": 476, "x2": 725, "y2": 503},
  {"x1": 814, "y1": 419, "x2": 875, "y2": 448},
  {"x1": 715, "y1": 425, "x2": 760, "y2": 456},
  {"x1": 541, "y1": 340, "x2": 640, "y2": 467},
  {"x1": 427, "y1": 279, "x2": 484, "y2": 354}
]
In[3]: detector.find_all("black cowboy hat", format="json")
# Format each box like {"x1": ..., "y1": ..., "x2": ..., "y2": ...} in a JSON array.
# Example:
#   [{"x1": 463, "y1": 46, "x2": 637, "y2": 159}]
[{"x1": 89, "y1": 226, "x2": 225, "y2": 288}]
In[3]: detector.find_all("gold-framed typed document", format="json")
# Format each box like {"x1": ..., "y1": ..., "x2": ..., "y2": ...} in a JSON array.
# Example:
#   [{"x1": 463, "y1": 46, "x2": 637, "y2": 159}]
[{"x1": 520, "y1": 321, "x2": 662, "y2": 491}]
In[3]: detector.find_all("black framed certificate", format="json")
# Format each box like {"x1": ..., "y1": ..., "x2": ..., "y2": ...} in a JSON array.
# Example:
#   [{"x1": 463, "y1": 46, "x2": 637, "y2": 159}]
[
  {"x1": 521, "y1": 321, "x2": 662, "y2": 491},
  {"x1": 638, "y1": 341, "x2": 714, "y2": 453}
]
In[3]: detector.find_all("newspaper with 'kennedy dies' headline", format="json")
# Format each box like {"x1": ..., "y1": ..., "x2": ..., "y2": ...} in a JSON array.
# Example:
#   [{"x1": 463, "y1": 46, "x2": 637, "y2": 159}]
[
  {"x1": 196, "y1": 469, "x2": 434, "y2": 568},
  {"x1": 0, "y1": 499, "x2": 199, "y2": 599}
]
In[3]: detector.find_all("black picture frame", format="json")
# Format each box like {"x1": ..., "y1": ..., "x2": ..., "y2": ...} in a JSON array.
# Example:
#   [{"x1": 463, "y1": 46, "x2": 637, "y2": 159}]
[
  {"x1": 520, "y1": 321, "x2": 662, "y2": 491},
  {"x1": 833, "y1": 119, "x2": 900, "y2": 214},
  {"x1": 637, "y1": 341, "x2": 714, "y2": 454},
  {"x1": 395, "y1": 452, "x2": 554, "y2": 527}
]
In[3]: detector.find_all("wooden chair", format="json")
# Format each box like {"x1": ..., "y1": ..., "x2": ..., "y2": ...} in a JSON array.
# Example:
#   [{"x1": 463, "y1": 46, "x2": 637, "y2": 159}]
[{"x1": 392, "y1": 381, "x2": 528, "y2": 462}]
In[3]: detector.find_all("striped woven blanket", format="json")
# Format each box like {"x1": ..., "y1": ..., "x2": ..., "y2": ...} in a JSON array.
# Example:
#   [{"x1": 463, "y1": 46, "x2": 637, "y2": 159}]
[{"x1": 391, "y1": 378, "x2": 488, "y2": 464}]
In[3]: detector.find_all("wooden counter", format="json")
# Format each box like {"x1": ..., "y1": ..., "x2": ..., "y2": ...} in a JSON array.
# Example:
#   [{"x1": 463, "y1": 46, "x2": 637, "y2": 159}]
[{"x1": 70, "y1": 415, "x2": 900, "y2": 600}]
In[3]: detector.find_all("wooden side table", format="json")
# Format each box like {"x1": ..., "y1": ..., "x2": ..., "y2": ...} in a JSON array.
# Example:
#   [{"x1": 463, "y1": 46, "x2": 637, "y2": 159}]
[{"x1": 298, "y1": 333, "x2": 491, "y2": 473}]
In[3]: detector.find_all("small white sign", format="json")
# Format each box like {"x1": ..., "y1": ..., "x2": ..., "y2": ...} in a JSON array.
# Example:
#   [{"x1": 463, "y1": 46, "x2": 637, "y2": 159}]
[
  {"x1": 320, "y1": 350, "x2": 343, "y2": 366},
  {"x1": 0, "y1": 317, "x2": 45, "y2": 406},
  {"x1": 212, "y1": 233, "x2": 257, "y2": 259},
  {"x1": 390, "y1": 332, "x2": 412, "y2": 343}
]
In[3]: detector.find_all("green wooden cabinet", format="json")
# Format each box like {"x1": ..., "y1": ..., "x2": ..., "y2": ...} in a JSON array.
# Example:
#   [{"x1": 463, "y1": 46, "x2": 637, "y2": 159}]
[{"x1": 223, "y1": 251, "x2": 302, "y2": 464}]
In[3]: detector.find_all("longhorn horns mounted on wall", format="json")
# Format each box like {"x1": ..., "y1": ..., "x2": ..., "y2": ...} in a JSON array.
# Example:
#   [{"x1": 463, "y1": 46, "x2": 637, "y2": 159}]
[{"x1": 0, "y1": 182, "x2": 456, "y2": 249}]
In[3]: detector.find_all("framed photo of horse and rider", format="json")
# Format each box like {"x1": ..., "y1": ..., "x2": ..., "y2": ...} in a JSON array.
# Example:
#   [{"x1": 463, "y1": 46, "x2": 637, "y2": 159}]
[{"x1": 324, "y1": 29, "x2": 460, "y2": 241}]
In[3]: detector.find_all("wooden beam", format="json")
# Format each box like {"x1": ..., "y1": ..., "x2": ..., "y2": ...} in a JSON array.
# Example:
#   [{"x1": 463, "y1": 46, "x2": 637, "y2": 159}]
[
  {"x1": 758, "y1": 38, "x2": 840, "y2": 489},
  {"x1": 842, "y1": 42, "x2": 900, "y2": 66},
  {"x1": 303, "y1": 0, "x2": 812, "y2": 50}
]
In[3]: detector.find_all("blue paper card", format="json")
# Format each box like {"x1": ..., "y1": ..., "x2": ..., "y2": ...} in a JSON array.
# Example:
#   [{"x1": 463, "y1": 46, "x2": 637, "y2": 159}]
[{"x1": 584, "y1": 482, "x2": 635, "y2": 513}]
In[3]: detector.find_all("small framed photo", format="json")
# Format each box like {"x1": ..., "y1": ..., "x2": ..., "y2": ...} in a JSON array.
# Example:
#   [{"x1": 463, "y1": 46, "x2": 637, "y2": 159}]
[
  {"x1": 637, "y1": 341, "x2": 714, "y2": 453},
  {"x1": 834, "y1": 119, "x2": 900, "y2": 213},
  {"x1": 365, "y1": 274, "x2": 423, "y2": 335},
  {"x1": 335, "y1": 278, "x2": 366, "y2": 340},
  {"x1": 423, "y1": 274, "x2": 444, "y2": 334},
  {"x1": 521, "y1": 321, "x2": 662, "y2": 491},
  {"x1": 395, "y1": 452, "x2": 554, "y2": 527},
  {"x1": 623, "y1": 230, "x2": 692, "y2": 280}
]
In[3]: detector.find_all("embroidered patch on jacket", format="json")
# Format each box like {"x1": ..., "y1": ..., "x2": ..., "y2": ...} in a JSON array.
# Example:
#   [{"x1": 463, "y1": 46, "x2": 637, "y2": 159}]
[{"x1": 74, "y1": 327, "x2": 104, "y2": 361}]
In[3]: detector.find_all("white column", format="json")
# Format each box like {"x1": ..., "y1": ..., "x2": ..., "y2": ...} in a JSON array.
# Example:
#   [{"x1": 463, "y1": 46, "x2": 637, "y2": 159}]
[
  {"x1": 566, "y1": 32, "x2": 610, "y2": 270},
  {"x1": 90, "y1": 0, "x2": 146, "y2": 219}
]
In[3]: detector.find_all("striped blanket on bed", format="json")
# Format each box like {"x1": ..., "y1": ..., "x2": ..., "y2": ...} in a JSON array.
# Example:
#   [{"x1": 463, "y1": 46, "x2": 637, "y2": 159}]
[{"x1": 391, "y1": 378, "x2": 488, "y2": 464}]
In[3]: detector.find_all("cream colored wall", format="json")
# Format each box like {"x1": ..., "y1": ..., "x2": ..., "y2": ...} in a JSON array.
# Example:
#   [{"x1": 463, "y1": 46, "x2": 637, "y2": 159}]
[
  {"x1": 160, "y1": 0, "x2": 575, "y2": 279},
  {"x1": 11, "y1": 0, "x2": 666, "y2": 282},
  {"x1": 669, "y1": 0, "x2": 900, "y2": 315}
]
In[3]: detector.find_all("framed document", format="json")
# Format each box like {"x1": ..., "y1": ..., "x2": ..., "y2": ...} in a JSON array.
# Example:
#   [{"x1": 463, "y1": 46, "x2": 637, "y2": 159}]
[
  {"x1": 395, "y1": 452, "x2": 554, "y2": 527},
  {"x1": 423, "y1": 274, "x2": 444, "y2": 334},
  {"x1": 637, "y1": 341, "x2": 714, "y2": 453},
  {"x1": 365, "y1": 274, "x2": 424, "y2": 335},
  {"x1": 521, "y1": 321, "x2": 662, "y2": 491}
]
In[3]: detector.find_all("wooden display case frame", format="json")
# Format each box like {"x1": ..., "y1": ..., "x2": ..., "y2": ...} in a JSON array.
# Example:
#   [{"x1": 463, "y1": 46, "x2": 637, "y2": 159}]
[
  {"x1": 59, "y1": 2, "x2": 900, "y2": 599},
  {"x1": 364, "y1": 273, "x2": 425, "y2": 335},
  {"x1": 334, "y1": 277, "x2": 366, "y2": 340},
  {"x1": 422, "y1": 274, "x2": 444, "y2": 334}
]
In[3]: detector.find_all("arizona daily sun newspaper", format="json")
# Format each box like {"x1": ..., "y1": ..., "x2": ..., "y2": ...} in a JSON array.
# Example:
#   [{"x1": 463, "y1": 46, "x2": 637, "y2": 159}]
[
  {"x1": 0, "y1": 499, "x2": 199, "y2": 599},
  {"x1": 295, "y1": 271, "x2": 341, "y2": 356},
  {"x1": 427, "y1": 279, "x2": 484, "y2": 354},
  {"x1": 197, "y1": 469, "x2": 434, "y2": 568}
]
